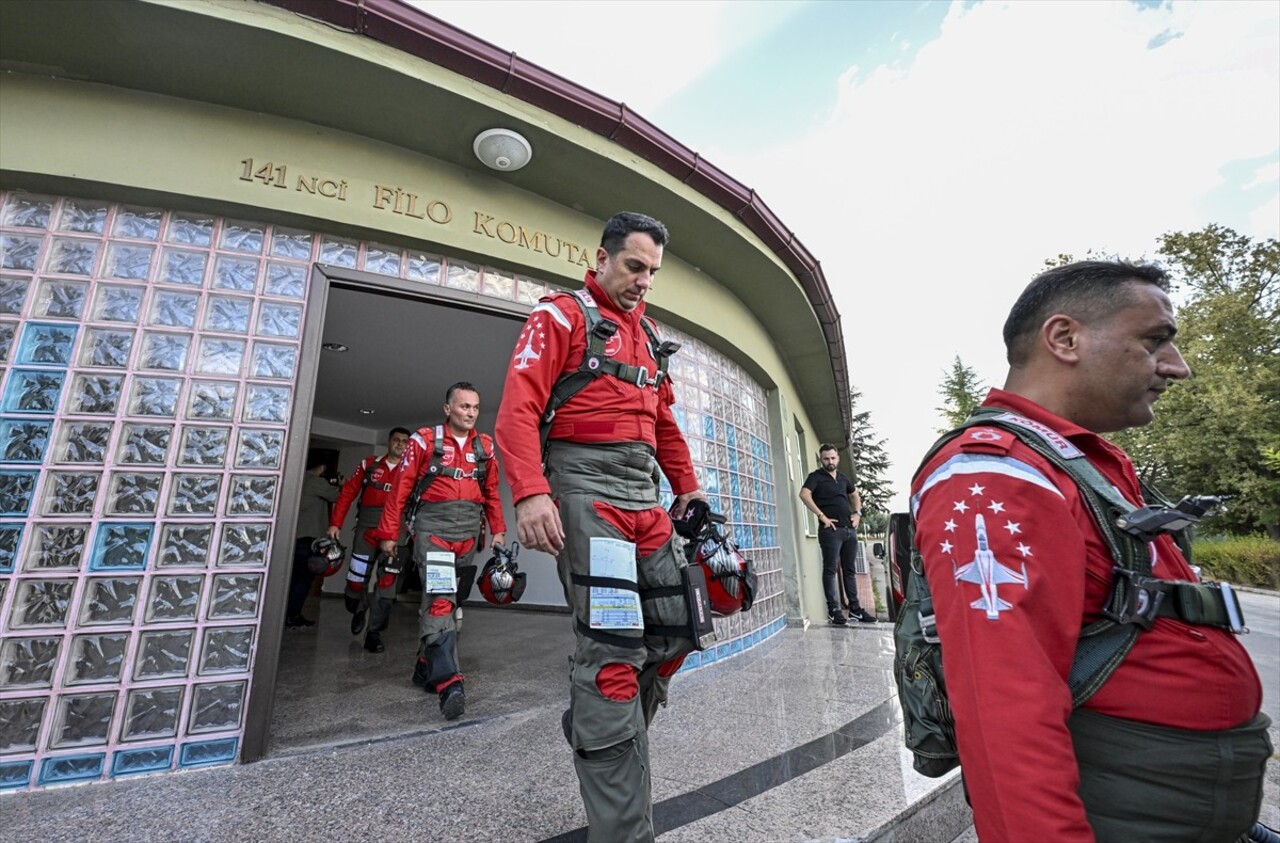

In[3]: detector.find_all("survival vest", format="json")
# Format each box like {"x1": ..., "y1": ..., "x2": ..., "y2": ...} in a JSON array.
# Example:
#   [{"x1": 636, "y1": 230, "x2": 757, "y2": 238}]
[
  {"x1": 538, "y1": 289, "x2": 681, "y2": 451},
  {"x1": 895, "y1": 408, "x2": 1246, "y2": 778},
  {"x1": 402, "y1": 425, "x2": 493, "y2": 530}
]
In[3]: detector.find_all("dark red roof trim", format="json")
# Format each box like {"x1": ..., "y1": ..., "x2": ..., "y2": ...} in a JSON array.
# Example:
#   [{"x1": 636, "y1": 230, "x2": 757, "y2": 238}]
[{"x1": 263, "y1": 0, "x2": 851, "y2": 439}]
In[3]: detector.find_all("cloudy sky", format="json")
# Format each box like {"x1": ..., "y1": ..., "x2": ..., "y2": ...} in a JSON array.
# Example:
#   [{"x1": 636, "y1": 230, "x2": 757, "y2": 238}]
[{"x1": 412, "y1": 0, "x2": 1279, "y2": 511}]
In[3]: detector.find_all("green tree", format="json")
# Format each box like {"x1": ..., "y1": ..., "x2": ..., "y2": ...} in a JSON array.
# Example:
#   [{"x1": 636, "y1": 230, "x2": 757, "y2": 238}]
[
  {"x1": 935, "y1": 355, "x2": 987, "y2": 432},
  {"x1": 846, "y1": 385, "x2": 893, "y2": 516},
  {"x1": 1107, "y1": 225, "x2": 1279, "y2": 538}
]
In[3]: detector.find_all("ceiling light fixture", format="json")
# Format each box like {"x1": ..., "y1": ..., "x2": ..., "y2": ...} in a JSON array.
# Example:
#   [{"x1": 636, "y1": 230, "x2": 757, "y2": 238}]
[
  {"x1": 473, "y1": 128, "x2": 532, "y2": 172},
  {"x1": 358, "y1": 408, "x2": 376, "y2": 415},
  {"x1": 322, "y1": 342, "x2": 349, "y2": 352}
]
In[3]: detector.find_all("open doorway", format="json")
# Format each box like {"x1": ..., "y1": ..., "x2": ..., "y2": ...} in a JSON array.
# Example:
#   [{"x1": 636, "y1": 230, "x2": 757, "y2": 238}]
[{"x1": 266, "y1": 279, "x2": 574, "y2": 756}]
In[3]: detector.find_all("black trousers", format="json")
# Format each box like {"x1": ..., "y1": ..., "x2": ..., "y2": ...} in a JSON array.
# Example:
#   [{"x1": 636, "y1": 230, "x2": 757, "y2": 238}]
[
  {"x1": 818, "y1": 525, "x2": 863, "y2": 613},
  {"x1": 287, "y1": 537, "x2": 317, "y2": 618}
]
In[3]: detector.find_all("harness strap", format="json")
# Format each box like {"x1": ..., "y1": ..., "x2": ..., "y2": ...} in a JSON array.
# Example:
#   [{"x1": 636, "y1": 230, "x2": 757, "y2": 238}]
[
  {"x1": 538, "y1": 292, "x2": 679, "y2": 453},
  {"x1": 403, "y1": 426, "x2": 493, "y2": 530},
  {"x1": 575, "y1": 619, "x2": 645, "y2": 650},
  {"x1": 644, "y1": 624, "x2": 689, "y2": 638},
  {"x1": 570, "y1": 572, "x2": 639, "y2": 593},
  {"x1": 916, "y1": 408, "x2": 1236, "y2": 707}
]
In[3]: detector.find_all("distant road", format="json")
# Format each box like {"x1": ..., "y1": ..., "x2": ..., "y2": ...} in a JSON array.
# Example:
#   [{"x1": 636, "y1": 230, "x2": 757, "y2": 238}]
[{"x1": 1239, "y1": 589, "x2": 1280, "y2": 725}]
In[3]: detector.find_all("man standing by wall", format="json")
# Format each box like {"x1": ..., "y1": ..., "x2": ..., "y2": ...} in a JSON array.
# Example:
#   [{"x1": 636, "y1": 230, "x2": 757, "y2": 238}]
[
  {"x1": 288, "y1": 453, "x2": 338, "y2": 629},
  {"x1": 911, "y1": 261, "x2": 1268, "y2": 841},
  {"x1": 327, "y1": 427, "x2": 410, "y2": 654},
  {"x1": 799, "y1": 445, "x2": 876, "y2": 625},
  {"x1": 496, "y1": 212, "x2": 706, "y2": 843},
  {"x1": 376, "y1": 384, "x2": 505, "y2": 721}
]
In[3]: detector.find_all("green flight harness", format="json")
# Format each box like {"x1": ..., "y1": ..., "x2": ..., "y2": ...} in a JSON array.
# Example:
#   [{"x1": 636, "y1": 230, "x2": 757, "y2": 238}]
[{"x1": 895, "y1": 408, "x2": 1247, "y2": 778}]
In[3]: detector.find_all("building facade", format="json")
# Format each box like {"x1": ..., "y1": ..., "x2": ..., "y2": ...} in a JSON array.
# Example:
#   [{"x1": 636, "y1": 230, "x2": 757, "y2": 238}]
[{"x1": 0, "y1": 0, "x2": 860, "y2": 790}]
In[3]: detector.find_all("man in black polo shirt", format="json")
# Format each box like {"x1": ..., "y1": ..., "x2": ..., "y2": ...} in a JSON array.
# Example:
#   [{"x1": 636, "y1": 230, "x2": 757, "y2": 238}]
[{"x1": 799, "y1": 443, "x2": 877, "y2": 625}]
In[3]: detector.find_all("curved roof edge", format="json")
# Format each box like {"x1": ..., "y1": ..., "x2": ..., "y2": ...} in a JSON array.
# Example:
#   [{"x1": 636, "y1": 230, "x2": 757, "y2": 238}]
[{"x1": 260, "y1": 0, "x2": 850, "y2": 443}]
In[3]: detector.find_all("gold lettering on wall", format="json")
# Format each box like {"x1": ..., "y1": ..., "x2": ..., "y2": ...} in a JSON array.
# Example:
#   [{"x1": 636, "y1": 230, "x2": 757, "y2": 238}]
[{"x1": 237, "y1": 157, "x2": 589, "y2": 267}]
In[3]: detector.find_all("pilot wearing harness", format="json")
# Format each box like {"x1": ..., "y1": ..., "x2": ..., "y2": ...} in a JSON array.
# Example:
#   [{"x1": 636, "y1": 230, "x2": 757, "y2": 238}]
[
  {"x1": 326, "y1": 427, "x2": 409, "y2": 653},
  {"x1": 375, "y1": 383, "x2": 505, "y2": 721},
  {"x1": 495, "y1": 212, "x2": 706, "y2": 843},
  {"x1": 910, "y1": 262, "x2": 1268, "y2": 842}
]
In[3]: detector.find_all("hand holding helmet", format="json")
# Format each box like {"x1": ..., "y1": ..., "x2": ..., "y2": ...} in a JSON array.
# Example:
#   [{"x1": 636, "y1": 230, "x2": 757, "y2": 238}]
[
  {"x1": 478, "y1": 541, "x2": 527, "y2": 605},
  {"x1": 669, "y1": 500, "x2": 757, "y2": 617},
  {"x1": 307, "y1": 536, "x2": 347, "y2": 577}
]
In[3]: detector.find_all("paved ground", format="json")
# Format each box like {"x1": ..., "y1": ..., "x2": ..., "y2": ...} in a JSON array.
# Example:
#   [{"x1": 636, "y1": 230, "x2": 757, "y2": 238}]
[{"x1": 3, "y1": 590, "x2": 1275, "y2": 843}]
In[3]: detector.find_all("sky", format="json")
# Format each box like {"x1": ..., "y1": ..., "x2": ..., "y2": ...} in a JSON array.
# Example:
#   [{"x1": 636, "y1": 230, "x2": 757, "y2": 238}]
[{"x1": 410, "y1": 0, "x2": 1280, "y2": 512}]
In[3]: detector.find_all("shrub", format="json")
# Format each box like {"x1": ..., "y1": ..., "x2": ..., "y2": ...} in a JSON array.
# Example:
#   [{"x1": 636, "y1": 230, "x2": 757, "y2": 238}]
[{"x1": 1191, "y1": 534, "x2": 1280, "y2": 590}]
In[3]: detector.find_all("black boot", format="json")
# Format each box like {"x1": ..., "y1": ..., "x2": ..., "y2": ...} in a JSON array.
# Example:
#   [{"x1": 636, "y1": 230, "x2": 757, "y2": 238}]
[
  {"x1": 439, "y1": 681, "x2": 465, "y2": 721},
  {"x1": 364, "y1": 632, "x2": 385, "y2": 653}
]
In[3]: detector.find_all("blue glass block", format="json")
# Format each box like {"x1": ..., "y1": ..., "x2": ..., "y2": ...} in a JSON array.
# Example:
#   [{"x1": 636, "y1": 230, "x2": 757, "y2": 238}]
[
  {"x1": 3, "y1": 369, "x2": 66, "y2": 414},
  {"x1": 1, "y1": 419, "x2": 51, "y2": 462},
  {"x1": 0, "y1": 524, "x2": 20, "y2": 572},
  {"x1": 680, "y1": 652, "x2": 701, "y2": 671},
  {"x1": 111, "y1": 746, "x2": 173, "y2": 777},
  {"x1": 16, "y1": 322, "x2": 77, "y2": 367},
  {"x1": 702, "y1": 417, "x2": 714, "y2": 439},
  {"x1": 0, "y1": 470, "x2": 38, "y2": 515},
  {"x1": 178, "y1": 737, "x2": 237, "y2": 768},
  {"x1": 0, "y1": 760, "x2": 33, "y2": 790},
  {"x1": 38, "y1": 753, "x2": 104, "y2": 785},
  {"x1": 730, "y1": 637, "x2": 744, "y2": 655},
  {"x1": 90, "y1": 523, "x2": 153, "y2": 570}
]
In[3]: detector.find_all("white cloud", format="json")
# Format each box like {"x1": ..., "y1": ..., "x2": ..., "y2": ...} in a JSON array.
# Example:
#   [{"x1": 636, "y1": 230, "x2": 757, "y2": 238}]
[
  {"x1": 407, "y1": 0, "x2": 1279, "y2": 510},
  {"x1": 406, "y1": 0, "x2": 796, "y2": 115},
  {"x1": 708, "y1": 0, "x2": 1279, "y2": 508}
]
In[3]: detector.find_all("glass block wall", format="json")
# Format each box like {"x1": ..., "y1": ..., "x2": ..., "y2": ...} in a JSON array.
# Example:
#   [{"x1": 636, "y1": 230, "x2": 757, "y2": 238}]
[
  {"x1": 0, "y1": 190, "x2": 783, "y2": 789},
  {"x1": 0, "y1": 193, "x2": 310, "y2": 789}
]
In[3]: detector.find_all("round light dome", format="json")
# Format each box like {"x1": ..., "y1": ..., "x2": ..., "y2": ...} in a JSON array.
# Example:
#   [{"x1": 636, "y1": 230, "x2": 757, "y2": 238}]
[{"x1": 473, "y1": 128, "x2": 532, "y2": 172}]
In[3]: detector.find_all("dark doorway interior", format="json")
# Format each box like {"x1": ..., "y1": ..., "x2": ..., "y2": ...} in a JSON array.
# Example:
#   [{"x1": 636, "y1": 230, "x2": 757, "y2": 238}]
[{"x1": 268, "y1": 281, "x2": 571, "y2": 755}]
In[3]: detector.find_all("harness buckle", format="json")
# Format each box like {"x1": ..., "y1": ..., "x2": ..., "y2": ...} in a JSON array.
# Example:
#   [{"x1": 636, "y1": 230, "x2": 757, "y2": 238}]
[
  {"x1": 1102, "y1": 567, "x2": 1167, "y2": 630},
  {"x1": 1217, "y1": 582, "x2": 1247, "y2": 634},
  {"x1": 634, "y1": 365, "x2": 651, "y2": 387}
]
